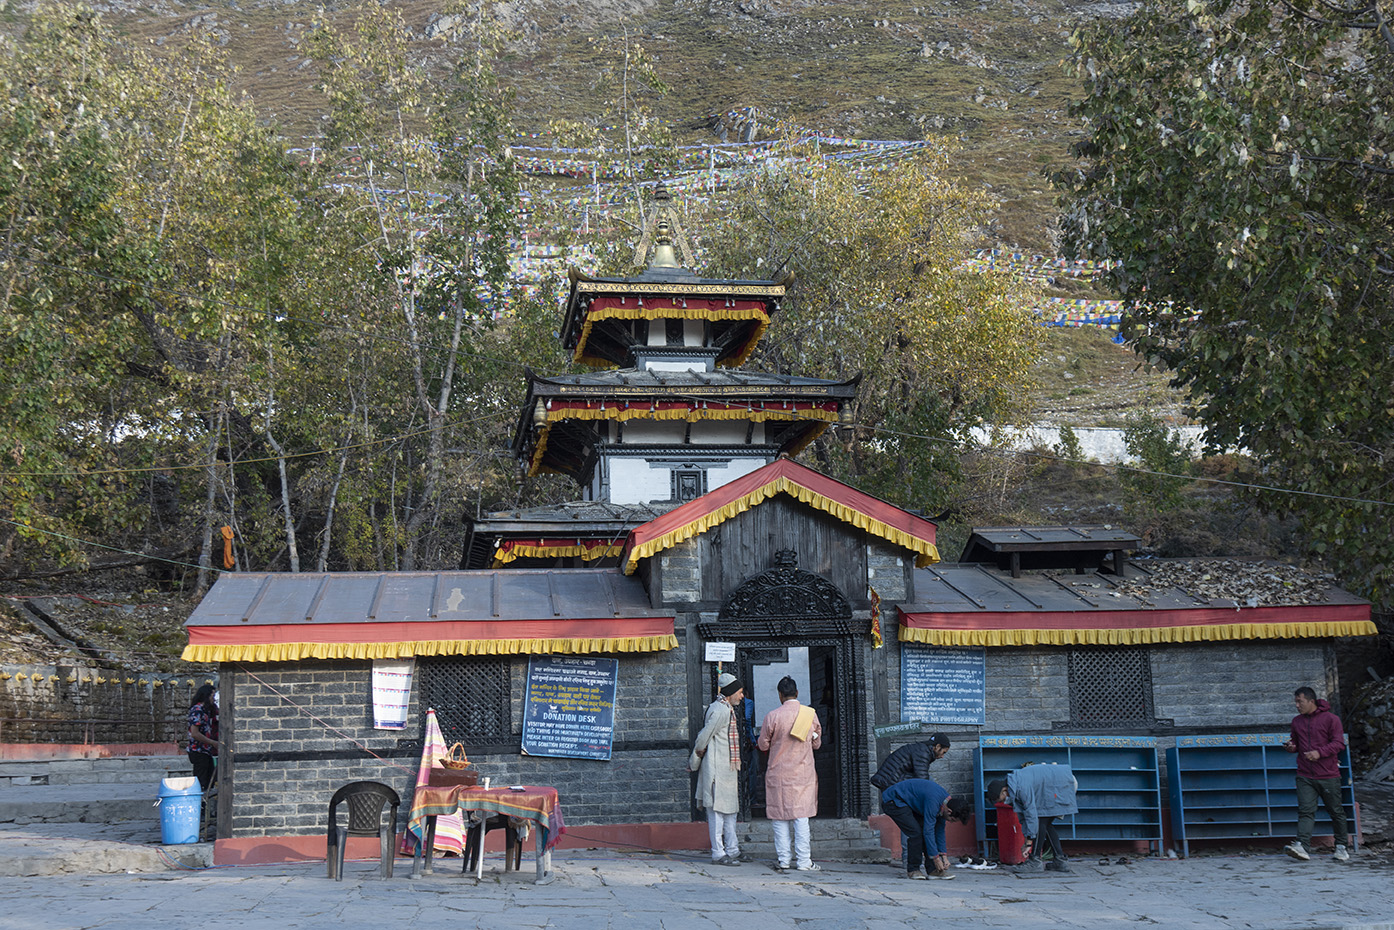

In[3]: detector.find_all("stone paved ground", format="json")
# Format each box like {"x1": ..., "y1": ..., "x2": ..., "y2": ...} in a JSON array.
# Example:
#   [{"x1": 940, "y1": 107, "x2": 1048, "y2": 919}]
[{"x1": 0, "y1": 847, "x2": 1389, "y2": 930}]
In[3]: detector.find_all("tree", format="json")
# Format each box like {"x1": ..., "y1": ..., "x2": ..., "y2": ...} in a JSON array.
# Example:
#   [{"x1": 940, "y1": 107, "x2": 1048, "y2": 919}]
[
  {"x1": 1052, "y1": 0, "x2": 1394, "y2": 607},
  {"x1": 701, "y1": 140, "x2": 1041, "y2": 511},
  {"x1": 307, "y1": 1, "x2": 522, "y2": 571}
]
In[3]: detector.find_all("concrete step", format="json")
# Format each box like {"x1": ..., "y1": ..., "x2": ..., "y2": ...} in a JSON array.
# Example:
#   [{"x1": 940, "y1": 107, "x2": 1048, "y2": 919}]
[
  {"x1": 731, "y1": 818, "x2": 890, "y2": 862},
  {"x1": 0, "y1": 753, "x2": 191, "y2": 787},
  {"x1": 0, "y1": 822, "x2": 213, "y2": 877}
]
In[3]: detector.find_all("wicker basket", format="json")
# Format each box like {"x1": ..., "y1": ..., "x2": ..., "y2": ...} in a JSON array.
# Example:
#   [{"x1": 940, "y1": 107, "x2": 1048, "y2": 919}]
[{"x1": 440, "y1": 743, "x2": 470, "y2": 769}]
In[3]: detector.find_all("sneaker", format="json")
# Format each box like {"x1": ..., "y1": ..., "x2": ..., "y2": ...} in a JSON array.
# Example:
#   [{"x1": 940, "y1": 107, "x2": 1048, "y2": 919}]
[
  {"x1": 1284, "y1": 842, "x2": 1310, "y2": 861},
  {"x1": 1333, "y1": 845, "x2": 1350, "y2": 862},
  {"x1": 733, "y1": 851, "x2": 752, "y2": 863},
  {"x1": 906, "y1": 870, "x2": 928, "y2": 880},
  {"x1": 1045, "y1": 859, "x2": 1072, "y2": 873},
  {"x1": 1013, "y1": 858, "x2": 1045, "y2": 873},
  {"x1": 795, "y1": 863, "x2": 821, "y2": 872},
  {"x1": 713, "y1": 855, "x2": 740, "y2": 866},
  {"x1": 926, "y1": 869, "x2": 955, "y2": 880},
  {"x1": 773, "y1": 861, "x2": 791, "y2": 871}
]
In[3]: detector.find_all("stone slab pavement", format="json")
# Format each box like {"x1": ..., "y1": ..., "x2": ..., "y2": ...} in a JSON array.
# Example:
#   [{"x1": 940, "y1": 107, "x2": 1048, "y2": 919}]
[{"x1": 0, "y1": 846, "x2": 1388, "y2": 930}]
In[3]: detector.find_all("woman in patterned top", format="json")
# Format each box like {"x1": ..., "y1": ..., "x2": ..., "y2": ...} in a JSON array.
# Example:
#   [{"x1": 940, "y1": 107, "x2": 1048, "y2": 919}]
[{"x1": 187, "y1": 684, "x2": 219, "y2": 791}]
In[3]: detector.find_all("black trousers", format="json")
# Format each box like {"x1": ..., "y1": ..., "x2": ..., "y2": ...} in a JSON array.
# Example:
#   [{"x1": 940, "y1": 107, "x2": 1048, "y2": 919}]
[
  {"x1": 883, "y1": 802, "x2": 929, "y2": 872},
  {"x1": 1029, "y1": 815, "x2": 1066, "y2": 861},
  {"x1": 189, "y1": 751, "x2": 215, "y2": 792}
]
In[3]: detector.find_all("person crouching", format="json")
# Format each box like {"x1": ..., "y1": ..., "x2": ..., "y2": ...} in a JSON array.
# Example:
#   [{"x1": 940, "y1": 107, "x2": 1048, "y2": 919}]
[{"x1": 880, "y1": 777, "x2": 973, "y2": 880}]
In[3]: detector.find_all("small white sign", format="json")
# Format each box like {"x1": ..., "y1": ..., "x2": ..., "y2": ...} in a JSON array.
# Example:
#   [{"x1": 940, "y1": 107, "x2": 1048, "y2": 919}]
[{"x1": 704, "y1": 641, "x2": 736, "y2": 662}]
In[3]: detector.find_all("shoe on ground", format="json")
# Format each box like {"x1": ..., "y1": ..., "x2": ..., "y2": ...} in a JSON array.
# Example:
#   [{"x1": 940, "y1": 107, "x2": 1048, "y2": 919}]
[
  {"x1": 1013, "y1": 858, "x2": 1045, "y2": 873},
  {"x1": 1284, "y1": 842, "x2": 1310, "y2": 861},
  {"x1": 795, "y1": 863, "x2": 821, "y2": 872},
  {"x1": 927, "y1": 869, "x2": 955, "y2": 880},
  {"x1": 1045, "y1": 859, "x2": 1072, "y2": 873},
  {"x1": 1333, "y1": 845, "x2": 1350, "y2": 862},
  {"x1": 734, "y1": 851, "x2": 753, "y2": 862},
  {"x1": 906, "y1": 870, "x2": 928, "y2": 880},
  {"x1": 773, "y1": 861, "x2": 791, "y2": 871},
  {"x1": 713, "y1": 855, "x2": 740, "y2": 866}
]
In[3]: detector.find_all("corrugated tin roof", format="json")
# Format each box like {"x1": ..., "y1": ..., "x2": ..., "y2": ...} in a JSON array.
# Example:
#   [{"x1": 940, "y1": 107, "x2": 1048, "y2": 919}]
[
  {"x1": 903, "y1": 560, "x2": 1369, "y2": 615},
  {"x1": 186, "y1": 569, "x2": 669, "y2": 628}
]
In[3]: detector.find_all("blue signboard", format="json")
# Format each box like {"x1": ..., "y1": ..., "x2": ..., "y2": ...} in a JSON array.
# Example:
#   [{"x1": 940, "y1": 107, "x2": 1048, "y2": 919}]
[
  {"x1": 521, "y1": 656, "x2": 619, "y2": 760},
  {"x1": 900, "y1": 645, "x2": 986, "y2": 726}
]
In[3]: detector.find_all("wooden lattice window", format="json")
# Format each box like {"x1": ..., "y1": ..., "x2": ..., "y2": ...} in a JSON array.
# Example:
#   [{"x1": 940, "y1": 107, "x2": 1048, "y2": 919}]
[
  {"x1": 1067, "y1": 647, "x2": 1156, "y2": 729},
  {"x1": 419, "y1": 656, "x2": 518, "y2": 752}
]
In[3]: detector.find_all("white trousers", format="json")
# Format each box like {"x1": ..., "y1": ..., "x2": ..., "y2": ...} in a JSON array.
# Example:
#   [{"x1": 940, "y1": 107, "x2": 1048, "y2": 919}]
[
  {"x1": 707, "y1": 809, "x2": 739, "y2": 860},
  {"x1": 772, "y1": 817, "x2": 811, "y2": 868}
]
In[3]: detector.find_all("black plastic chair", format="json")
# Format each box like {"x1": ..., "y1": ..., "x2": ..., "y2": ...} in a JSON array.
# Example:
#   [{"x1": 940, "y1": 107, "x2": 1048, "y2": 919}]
[
  {"x1": 327, "y1": 781, "x2": 400, "y2": 880},
  {"x1": 462, "y1": 814, "x2": 523, "y2": 873}
]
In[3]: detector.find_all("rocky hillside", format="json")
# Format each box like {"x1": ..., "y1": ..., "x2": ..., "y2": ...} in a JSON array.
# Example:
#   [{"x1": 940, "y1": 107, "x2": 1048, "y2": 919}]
[{"x1": 69, "y1": 0, "x2": 1142, "y2": 250}]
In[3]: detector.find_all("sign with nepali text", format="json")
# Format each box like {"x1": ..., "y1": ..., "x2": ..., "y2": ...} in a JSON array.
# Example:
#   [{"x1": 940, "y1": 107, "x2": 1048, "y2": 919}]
[
  {"x1": 521, "y1": 656, "x2": 619, "y2": 760},
  {"x1": 900, "y1": 645, "x2": 986, "y2": 726}
]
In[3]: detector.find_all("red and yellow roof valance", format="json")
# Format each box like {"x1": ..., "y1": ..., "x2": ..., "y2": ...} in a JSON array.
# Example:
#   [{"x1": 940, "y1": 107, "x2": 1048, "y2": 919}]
[
  {"x1": 621, "y1": 457, "x2": 940, "y2": 574},
  {"x1": 528, "y1": 400, "x2": 839, "y2": 474},
  {"x1": 493, "y1": 538, "x2": 624, "y2": 567},
  {"x1": 898, "y1": 604, "x2": 1377, "y2": 647},
  {"x1": 182, "y1": 616, "x2": 678, "y2": 663},
  {"x1": 573, "y1": 296, "x2": 771, "y2": 367}
]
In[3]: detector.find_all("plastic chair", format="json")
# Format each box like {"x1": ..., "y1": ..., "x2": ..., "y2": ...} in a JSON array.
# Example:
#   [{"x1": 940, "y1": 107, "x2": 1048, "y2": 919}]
[
  {"x1": 327, "y1": 781, "x2": 400, "y2": 880},
  {"x1": 462, "y1": 814, "x2": 523, "y2": 873}
]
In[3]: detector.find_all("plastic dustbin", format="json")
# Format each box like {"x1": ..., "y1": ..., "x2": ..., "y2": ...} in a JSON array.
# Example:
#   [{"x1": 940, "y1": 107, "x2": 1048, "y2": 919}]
[
  {"x1": 995, "y1": 802, "x2": 1025, "y2": 864},
  {"x1": 157, "y1": 776, "x2": 203, "y2": 845}
]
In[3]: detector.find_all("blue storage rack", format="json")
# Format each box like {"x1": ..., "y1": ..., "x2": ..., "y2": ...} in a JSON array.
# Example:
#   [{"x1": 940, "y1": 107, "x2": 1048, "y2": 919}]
[
  {"x1": 1166, "y1": 733, "x2": 1359, "y2": 858},
  {"x1": 975, "y1": 735, "x2": 1163, "y2": 858}
]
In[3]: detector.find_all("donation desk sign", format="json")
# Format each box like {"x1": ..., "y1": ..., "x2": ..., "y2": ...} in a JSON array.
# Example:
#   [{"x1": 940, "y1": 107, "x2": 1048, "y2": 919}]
[
  {"x1": 521, "y1": 656, "x2": 619, "y2": 760},
  {"x1": 900, "y1": 645, "x2": 986, "y2": 726}
]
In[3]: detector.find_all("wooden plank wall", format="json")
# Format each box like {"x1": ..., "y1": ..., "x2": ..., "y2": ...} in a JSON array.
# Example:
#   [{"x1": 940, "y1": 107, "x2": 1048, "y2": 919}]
[{"x1": 697, "y1": 496, "x2": 870, "y2": 607}]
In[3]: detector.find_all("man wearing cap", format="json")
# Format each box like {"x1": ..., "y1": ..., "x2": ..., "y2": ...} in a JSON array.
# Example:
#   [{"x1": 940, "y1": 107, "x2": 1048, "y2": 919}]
[
  {"x1": 692, "y1": 672, "x2": 746, "y2": 866},
  {"x1": 871, "y1": 733, "x2": 950, "y2": 871},
  {"x1": 758, "y1": 676, "x2": 823, "y2": 871}
]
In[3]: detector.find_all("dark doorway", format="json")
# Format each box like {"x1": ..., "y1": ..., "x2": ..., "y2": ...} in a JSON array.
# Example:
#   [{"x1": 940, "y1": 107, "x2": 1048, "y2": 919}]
[{"x1": 699, "y1": 549, "x2": 870, "y2": 821}]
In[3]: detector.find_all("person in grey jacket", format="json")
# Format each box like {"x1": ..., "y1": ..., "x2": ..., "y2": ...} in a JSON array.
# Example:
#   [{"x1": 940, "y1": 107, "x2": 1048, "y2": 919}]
[{"x1": 987, "y1": 763, "x2": 1078, "y2": 873}]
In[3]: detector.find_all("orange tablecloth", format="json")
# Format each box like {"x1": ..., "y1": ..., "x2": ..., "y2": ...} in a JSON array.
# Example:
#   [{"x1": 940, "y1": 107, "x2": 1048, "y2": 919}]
[{"x1": 409, "y1": 785, "x2": 565, "y2": 851}]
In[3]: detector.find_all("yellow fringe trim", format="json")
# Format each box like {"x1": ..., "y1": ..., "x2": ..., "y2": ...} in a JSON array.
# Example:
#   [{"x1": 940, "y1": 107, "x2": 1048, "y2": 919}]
[
  {"x1": 181, "y1": 634, "x2": 680, "y2": 663},
  {"x1": 897, "y1": 620, "x2": 1379, "y2": 647},
  {"x1": 572, "y1": 305, "x2": 769, "y2": 369},
  {"x1": 529, "y1": 407, "x2": 838, "y2": 475},
  {"x1": 493, "y1": 543, "x2": 624, "y2": 567},
  {"x1": 623, "y1": 476, "x2": 941, "y2": 574}
]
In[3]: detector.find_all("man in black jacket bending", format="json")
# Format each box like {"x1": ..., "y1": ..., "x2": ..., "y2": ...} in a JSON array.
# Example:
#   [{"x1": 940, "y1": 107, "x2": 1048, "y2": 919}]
[{"x1": 872, "y1": 733, "x2": 950, "y2": 869}]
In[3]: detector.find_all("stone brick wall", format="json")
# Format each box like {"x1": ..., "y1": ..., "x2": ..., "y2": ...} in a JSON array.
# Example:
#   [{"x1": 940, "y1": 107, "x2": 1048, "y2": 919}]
[
  {"x1": 0, "y1": 663, "x2": 214, "y2": 744},
  {"x1": 226, "y1": 645, "x2": 693, "y2": 837},
  {"x1": 869, "y1": 640, "x2": 1335, "y2": 813}
]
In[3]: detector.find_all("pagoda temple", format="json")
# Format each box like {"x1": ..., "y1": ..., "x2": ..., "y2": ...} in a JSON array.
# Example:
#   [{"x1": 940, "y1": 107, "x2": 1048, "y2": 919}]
[{"x1": 462, "y1": 185, "x2": 858, "y2": 569}]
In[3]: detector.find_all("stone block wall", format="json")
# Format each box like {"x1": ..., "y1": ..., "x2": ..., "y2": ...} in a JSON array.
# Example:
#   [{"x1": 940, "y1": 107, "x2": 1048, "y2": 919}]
[
  {"x1": 0, "y1": 663, "x2": 214, "y2": 744},
  {"x1": 227, "y1": 645, "x2": 693, "y2": 838}
]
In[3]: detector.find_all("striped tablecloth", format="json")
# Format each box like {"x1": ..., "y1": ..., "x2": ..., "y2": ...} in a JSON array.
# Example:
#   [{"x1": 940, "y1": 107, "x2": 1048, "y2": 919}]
[{"x1": 409, "y1": 785, "x2": 565, "y2": 851}]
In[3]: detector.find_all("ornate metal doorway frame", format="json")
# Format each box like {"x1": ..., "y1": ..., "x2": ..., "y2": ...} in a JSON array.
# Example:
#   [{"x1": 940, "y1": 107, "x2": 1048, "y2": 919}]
[{"x1": 698, "y1": 550, "x2": 871, "y2": 820}]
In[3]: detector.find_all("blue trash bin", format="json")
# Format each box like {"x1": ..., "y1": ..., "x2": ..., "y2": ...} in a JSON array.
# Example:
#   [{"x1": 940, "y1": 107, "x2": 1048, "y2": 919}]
[{"x1": 157, "y1": 776, "x2": 203, "y2": 845}]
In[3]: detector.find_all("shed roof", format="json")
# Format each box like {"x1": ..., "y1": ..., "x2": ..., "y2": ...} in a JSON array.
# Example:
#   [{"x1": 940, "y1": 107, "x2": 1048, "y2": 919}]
[
  {"x1": 182, "y1": 569, "x2": 676, "y2": 663},
  {"x1": 898, "y1": 559, "x2": 1374, "y2": 647}
]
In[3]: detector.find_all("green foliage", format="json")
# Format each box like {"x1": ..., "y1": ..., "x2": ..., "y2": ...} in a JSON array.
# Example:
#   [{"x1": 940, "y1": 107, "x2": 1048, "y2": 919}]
[
  {"x1": 700, "y1": 138, "x2": 1040, "y2": 511},
  {"x1": 1054, "y1": 424, "x2": 1086, "y2": 463},
  {"x1": 1119, "y1": 413, "x2": 1192, "y2": 513},
  {"x1": 1052, "y1": 0, "x2": 1394, "y2": 606}
]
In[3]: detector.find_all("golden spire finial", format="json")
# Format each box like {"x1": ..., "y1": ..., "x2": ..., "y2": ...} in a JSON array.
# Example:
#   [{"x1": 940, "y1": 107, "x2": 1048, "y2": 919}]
[{"x1": 631, "y1": 183, "x2": 696, "y2": 270}]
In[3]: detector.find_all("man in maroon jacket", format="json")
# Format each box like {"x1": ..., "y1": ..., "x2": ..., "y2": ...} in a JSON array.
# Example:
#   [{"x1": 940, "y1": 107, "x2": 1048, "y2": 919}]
[{"x1": 1283, "y1": 686, "x2": 1351, "y2": 861}]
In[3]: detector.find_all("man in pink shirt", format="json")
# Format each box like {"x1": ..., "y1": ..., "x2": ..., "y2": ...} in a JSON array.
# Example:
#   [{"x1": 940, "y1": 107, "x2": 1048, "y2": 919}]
[{"x1": 758, "y1": 676, "x2": 822, "y2": 871}]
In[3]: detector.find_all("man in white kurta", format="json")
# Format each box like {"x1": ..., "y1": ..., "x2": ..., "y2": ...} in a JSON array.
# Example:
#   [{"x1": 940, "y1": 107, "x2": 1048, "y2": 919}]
[
  {"x1": 693, "y1": 672, "x2": 745, "y2": 865},
  {"x1": 757, "y1": 676, "x2": 822, "y2": 871}
]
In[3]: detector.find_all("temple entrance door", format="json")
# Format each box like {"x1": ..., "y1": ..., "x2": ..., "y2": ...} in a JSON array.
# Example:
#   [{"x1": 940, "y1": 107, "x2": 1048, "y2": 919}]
[
  {"x1": 730, "y1": 638, "x2": 863, "y2": 821},
  {"x1": 700, "y1": 549, "x2": 871, "y2": 822}
]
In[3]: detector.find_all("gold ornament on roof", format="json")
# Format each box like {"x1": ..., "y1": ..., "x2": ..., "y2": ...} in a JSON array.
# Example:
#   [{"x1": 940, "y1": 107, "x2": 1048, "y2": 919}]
[{"x1": 630, "y1": 183, "x2": 696, "y2": 270}]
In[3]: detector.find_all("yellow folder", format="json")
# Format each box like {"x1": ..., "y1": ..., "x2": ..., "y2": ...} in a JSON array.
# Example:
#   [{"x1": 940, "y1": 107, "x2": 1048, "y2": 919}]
[{"x1": 790, "y1": 705, "x2": 816, "y2": 741}]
